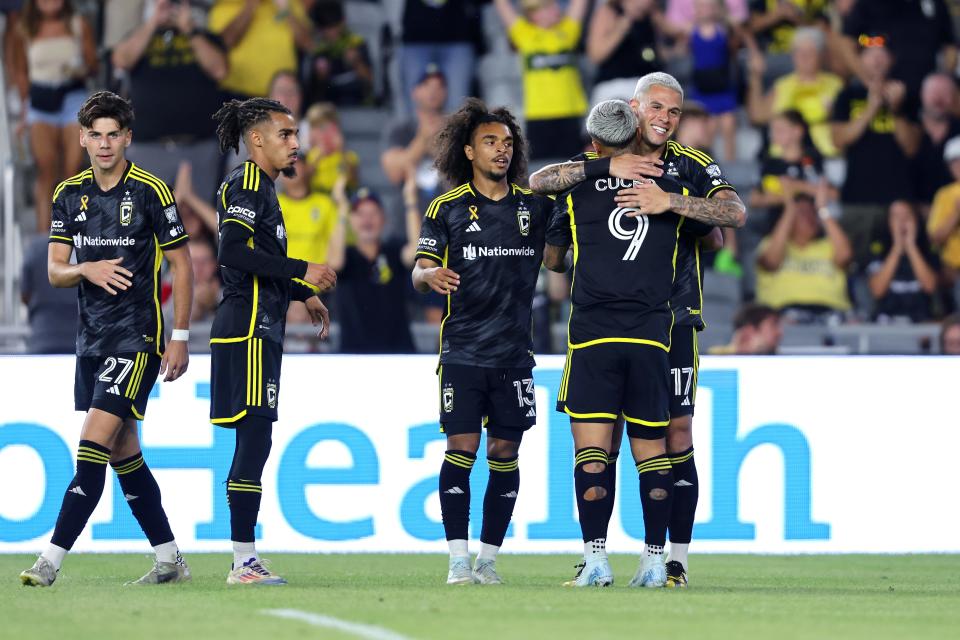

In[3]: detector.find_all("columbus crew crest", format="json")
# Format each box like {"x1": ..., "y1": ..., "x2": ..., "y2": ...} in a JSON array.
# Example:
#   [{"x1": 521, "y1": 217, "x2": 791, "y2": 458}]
[
  {"x1": 120, "y1": 192, "x2": 134, "y2": 226},
  {"x1": 516, "y1": 205, "x2": 530, "y2": 236},
  {"x1": 442, "y1": 386, "x2": 455, "y2": 413}
]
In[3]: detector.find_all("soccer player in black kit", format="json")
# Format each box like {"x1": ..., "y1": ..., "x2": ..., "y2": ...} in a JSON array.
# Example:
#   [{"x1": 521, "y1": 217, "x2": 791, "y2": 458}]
[
  {"x1": 533, "y1": 73, "x2": 744, "y2": 588},
  {"x1": 210, "y1": 98, "x2": 336, "y2": 585},
  {"x1": 412, "y1": 99, "x2": 552, "y2": 585},
  {"x1": 21, "y1": 92, "x2": 194, "y2": 587}
]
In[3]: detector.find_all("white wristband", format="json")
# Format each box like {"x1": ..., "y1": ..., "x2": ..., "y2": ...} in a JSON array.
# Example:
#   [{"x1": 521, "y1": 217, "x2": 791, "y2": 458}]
[{"x1": 170, "y1": 329, "x2": 190, "y2": 342}]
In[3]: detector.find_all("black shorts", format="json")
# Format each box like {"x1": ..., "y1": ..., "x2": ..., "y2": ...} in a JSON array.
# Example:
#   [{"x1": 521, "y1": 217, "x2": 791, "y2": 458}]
[
  {"x1": 210, "y1": 338, "x2": 283, "y2": 425},
  {"x1": 438, "y1": 364, "x2": 537, "y2": 443},
  {"x1": 669, "y1": 325, "x2": 700, "y2": 419},
  {"x1": 556, "y1": 342, "x2": 669, "y2": 440},
  {"x1": 74, "y1": 352, "x2": 160, "y2": 420}
]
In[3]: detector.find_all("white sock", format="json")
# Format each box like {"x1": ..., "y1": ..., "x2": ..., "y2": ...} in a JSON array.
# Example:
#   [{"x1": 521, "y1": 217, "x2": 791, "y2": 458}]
[
  {"x1": 643, "y1": 544, "x2": 665, "y2": 560},
  {"x1": 41, "y1": 544, "x2": 68, "y2": 571},
  {"x1": 584, "y1": 538, "x2": 607, "y2": 563},
  {"x1": 477, "y1": 543, "x2": 499, "y2": 563},
  {"x1": 232, "y1": 541, "x2": 257, "y2": 569},
  {"x1": 154, "y1": 541, "x2": 179, "y2": 564},
  {"x1": 448, "y1": 539, "x2": 468, "y2": 558},
  {"x1": 669, "y1": 543, "x2": 689, "y2": 570}
]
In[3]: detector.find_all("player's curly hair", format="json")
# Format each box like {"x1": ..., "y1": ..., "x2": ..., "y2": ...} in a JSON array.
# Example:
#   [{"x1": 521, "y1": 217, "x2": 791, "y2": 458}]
[
  {"x1": 434, "y1": 98, "x2": 528, "y2": 187},
  {"x1": 77, "y1": 91, "x2": 134, "y2": 129},
  {"x1": 213, "y1": 98, "x2": 292, "y2": 154}
]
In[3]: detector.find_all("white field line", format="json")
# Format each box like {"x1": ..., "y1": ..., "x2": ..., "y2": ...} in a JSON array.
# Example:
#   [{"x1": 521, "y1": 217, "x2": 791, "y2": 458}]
[{"x1": 262, "y1": 608, "x2": 414, "y2": 640}]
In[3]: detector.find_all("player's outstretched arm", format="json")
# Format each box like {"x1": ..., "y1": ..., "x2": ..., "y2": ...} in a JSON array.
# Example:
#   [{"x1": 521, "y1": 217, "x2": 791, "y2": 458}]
[
  {"x1": 412, "y1": 258, "x2": 460, "y2": 295},
  {"x1": 529, "y1": 155, "x2": 664, "y2": 195},
  {"x1": 48, "y1": 242, "x2": 133, "y2": 293},
  {"x1": 160, "y1": 244, "x2": 193, "y2": 382},
  {"x1": 616, "y1": 181, "x2": 746, "y2": 228}
]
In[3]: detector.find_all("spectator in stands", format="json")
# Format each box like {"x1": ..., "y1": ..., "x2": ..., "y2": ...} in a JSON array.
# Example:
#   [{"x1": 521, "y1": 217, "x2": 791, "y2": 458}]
[
  {"x1": 586, "y1": 0, "x2": 662, "y2": 106},
  {"x1": 867, "y1": 201, "x2": 937, "y2": 323},
  {"x1": 20, "y1": 233, "x2": 77, "y2": 353},
  {"x1": 172, "y1": 161, "x2": 218, "y2": 240},
  {"x1": 748, "y1": 0, "x2": 829, "y2": 80},
  {"x1": 326, "y1": 181, "x2": 417, "y2": 354},
  {"x1": 709, "y1": 303, "x2": 783, "y2": 354},
  {"x1": 280, "y1": 155, "x2": 339, "y2": 324},
  {"x1": 9, "y1": 0, "x2": 96, "y2": 233},
  {"x1": 747, "y1": 26, "x2": 843, "y2": 158},
  {"x1": 208, "y1": 0, "x2": 311, "y2": 99},
  {"x1": 495, "y1": 0, "x2": 588, "y2": 160},
  {"x1": 187, "y1": 238, "x2": 220, "y2": 323},
  {"x1": 927, "y1": 137, "x2": 960, "y2": 305},
  {"x1": 269, "y1": 68, "x2": 304, "y2": 126},
  {"x1": 112, "y1": 0, "x2": 228, "y2": 203},
  {"x1": 381, "y1": 65, "x2": 446, "y2": 201},
  {"x1": 665, "y1": 0, "x2": 748, "y2": 32},
  {"x1": 840, "y1": 0, "x2": 955, "y2": 108},
  {"x1": 302, "y1": 0, "x2": 372, "y2": 107},
  {"x1": 913, "y1": 73, "x2": 960, "y2": 209},
  {"x1": 756, "y1": 186, "x2": 853, "y2": 324},
  {"x1": 940, "y1": 313, "x2": 960, "y2": 355},
  {"x1": 830, "y1": 36, "x2": 919, "y2": 270},
  {"x1": 675, "y1": 100, "x2": 713, "y2": 153},
  {"x1": 399, "y1": 0, "x2": 478, "y2": 116},
  {"x1": 304, "y1": 102, "x2": 359, "y2": 196}
]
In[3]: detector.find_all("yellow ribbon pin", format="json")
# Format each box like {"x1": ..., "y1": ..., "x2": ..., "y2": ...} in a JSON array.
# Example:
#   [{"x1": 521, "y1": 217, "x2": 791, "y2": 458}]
[
  {"x1": 80, "y1": 195, "x2": 89, "y2": 211},
  {"x1": 468, "y1": 205, "x2": 479, "y2": 220}
]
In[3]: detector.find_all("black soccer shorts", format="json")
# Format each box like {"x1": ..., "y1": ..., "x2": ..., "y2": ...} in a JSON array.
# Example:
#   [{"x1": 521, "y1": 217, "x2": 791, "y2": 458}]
[
  {"x1": 556, "y1": 342, "x2": 669, "y2": 440},
  {"x1": 74, "y1": 352, "x2": 160, "y2": 420},
  {"x1": 210, "y1": 338, "x2": 283, "y2": 425},
  {"x1": 438, "y1": 364, "x2": 538, "y2": 443},
  {"x1": 669, "y1": 325, "x2": 700, "y2": 419}
]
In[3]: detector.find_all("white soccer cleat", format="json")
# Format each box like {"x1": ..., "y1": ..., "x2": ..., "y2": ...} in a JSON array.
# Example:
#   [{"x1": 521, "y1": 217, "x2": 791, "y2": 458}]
[
  {"x1": 226, "y1": 559, "x2": 287, "y2": 586},
  {"x1": 472, "y1": 559, "x2": 503, "y2": 585},
  {"x1": 446, "y1": 556, "x2": 476, "y2": 585},
  {"x1": 563, "y1": 558, "x2": 613, "y2": 587},
  {"x1": 126, "y1": 555, "x2": 192, "y2": 585},
  {"x1": 19, "y1": 556, "x2": 57, "y2": 587},
  {"x1": 628, "y1": 554, "x2": 666, "y2": 588}
]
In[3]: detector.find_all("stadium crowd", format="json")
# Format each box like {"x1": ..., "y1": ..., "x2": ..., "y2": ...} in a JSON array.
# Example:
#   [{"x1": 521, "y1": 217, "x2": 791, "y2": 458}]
[{"x1": 5, "y1": 0, "x2": 960, "y2": 355}]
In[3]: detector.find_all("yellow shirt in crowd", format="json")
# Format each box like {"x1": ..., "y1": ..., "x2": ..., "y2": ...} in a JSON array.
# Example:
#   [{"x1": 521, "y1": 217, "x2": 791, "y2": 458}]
[
  {"x1": 773, "y1": 72, "x2": 844, "y2": 157},
  {"x1": 306, "y1": 148, "x2": 359, "y2": 195},
  {"x1": 756, "y1": 238, "x2": 851, "y2": 311},
  {"x1": 279, "y1": 191, "x2": 338, "y2": 266},
  {"x1": 208, "y1": 0, "x2": 304, "y2": 97},
  {"x1": 928, "y1": 181, "x2": 960, "y2": 269},
  {"x1": 508, "y1": 17, "x2": 587, "y2": 121}
]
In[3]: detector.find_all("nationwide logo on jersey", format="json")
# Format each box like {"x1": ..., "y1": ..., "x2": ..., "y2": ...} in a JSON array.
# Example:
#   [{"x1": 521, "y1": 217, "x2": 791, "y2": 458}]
[
  {"x1": 442, "y1": 386, "x2": 454, "y2": 413},
  {"x1": 163, "y1": 205, "x2": 177, "y2": 223},
  {"x1": 516, "y1": 204, "x2": 530, "y2": 236},
  {"x1": 120, "y1": 192, "x2": 133, "y2": 226},
  {"x1": 462, "y1": 244, "x2": 535, "y2": 260},
  {"x1": 73, "y1": 234, "x2": 136, "y2": 247}
]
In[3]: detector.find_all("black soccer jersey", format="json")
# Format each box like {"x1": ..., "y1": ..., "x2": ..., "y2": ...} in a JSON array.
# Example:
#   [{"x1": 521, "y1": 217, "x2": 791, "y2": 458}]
[
  {"x1": 660, "y1": 142, "x2": 737, "y2": 329},
  {"x1": 416, "y1": 183, "x2": 551, "y2": 368},
  {"x1": 48, "y1": 162, "x2": 188, "y2": 357},
  {"x1": 212, "y1": 161, "x2": 308, "y2": 344}
]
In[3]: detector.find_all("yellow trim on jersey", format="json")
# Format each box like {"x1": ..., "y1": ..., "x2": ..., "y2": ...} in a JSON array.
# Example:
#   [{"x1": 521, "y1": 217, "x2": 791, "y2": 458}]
[
  {"x1": 565, "y1": 193, "x2": 578, "y2": 348},
  {"x1": 583, "y1": 151, "x2": 599, "y2": 160},
  {"x1": 666, "y1": 140, "x2": 712, "y2": 167},
  {"x1": 558, "y1": 349, "x2": 572, "y2": 402},
  {"x1": 705, "y1": 184, "x2": 735, "y2": 199},
  {"x1": 564, "y1": 408, "x2": 618, "y2": 421},
  {"x1": 425, "y1": 183, "x2": 474, "y2": 219},
  {"x1": 131, "y1": 405, "x2": 145, "y2": 420},
  {"x1": 511, "y1": 183, "x2": 532, "y2": 195},
  {"x1": 159, "y1": 234, "x2": 188, "y2": 248},
  {"x1": 52, "y1": 168, "x2": 93, "y2": 202},
  {"x1": 691, "y1": 327, "x2": 700, "y2": 404},
  {"x1": 437, "y1": 247, "x2": 450, "y2": 359},
  {"x1": 212, "y1": 409, "x2": 248, "y2": 425},
  {"x1": 208, "y1": 267, "x2": 259, "y2": 345},
  {"x1": 243, "y1": 161, "x2": 261, "y2": 192},
  {"x1": 124, "y1": 353, "x2": 145, "y2": 398},
  {"x1": 568, "y1": 336, "x2": 670, "y2": 351},
  {"x1": 128, "y1": 165, "x2": 174, "y2": 206},
  {"x1": 416, "y1": 250, "x2": 443, "y2": 264},
  {"x1": 221, "y1": 183, "x2": 229, "y2": 209},
  {"x1": 246, "y1": 338, "x2": 263, "y2": 407},
  {"x1": 622, "y1": 414, "x2": 669, "y2": 427},
  {"x1": 49, "y1": 235, "x2": 73, "y2": 243},
  {"x1": 222, "y1": 217, "x2": 255, "y2": 234},
  {"x1": 695, "y1": 238, "x2": 706, "y2": 329},
  {"x1": 149, "y1": 237, "x2": 163, "y2": 355}
]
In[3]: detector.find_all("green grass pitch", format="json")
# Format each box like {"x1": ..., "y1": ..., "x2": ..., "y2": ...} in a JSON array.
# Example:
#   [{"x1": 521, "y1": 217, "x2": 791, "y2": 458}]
[{"x1": 3, "y1": 554, "x2": 960, "y2": 639}]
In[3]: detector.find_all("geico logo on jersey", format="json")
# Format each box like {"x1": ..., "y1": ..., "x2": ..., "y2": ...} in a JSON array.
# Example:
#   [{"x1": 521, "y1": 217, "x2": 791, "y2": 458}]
[
  {"x1": 227, "y1": 205, "x2": 256, "y2": 221},
  {"x1": 462, "y1": 244, "x2": 536, "y2": 260},
  {"x1": 73, "y1": 234, "x2": 136, "y2": 247},
  {"x1": 595, "y1": 177, "x2": 641, "y2": 191},
  {"x1": 608, "y1": 207, "x2": 648, "y2": 261},
  {"x1": 418, "y1": 237, "x2": 437, "y2": 248},
  {"x1": 51, "y1": 220, "x2": 64, "y2": 229}
]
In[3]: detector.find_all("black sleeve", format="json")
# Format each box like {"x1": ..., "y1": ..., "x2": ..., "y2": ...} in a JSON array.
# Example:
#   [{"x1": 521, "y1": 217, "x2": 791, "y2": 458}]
[
  {"x1": 415, "y1": 204, "x2": 449, "y2": 265},
  {"x1": 218, "y1": 221, "x2": 308, "y2": 280},
  {"x1": 48, "y1": 188, "x2": 74, "y2": 247},
  {"x1": 684, "y1": 154, "x2": 737, "y2": 199},
  {"x1": 147, "y1": 185, "x2": 189, "y2": 251},
  {"x1": 546, "y1": 192, "x2": 573, "y2": 247},
  {"x1": 291, "y1": 281, "x2": 316, "y2": 302},
  {"x1": 682, "y1": 218, "x2": 715, "y2": 237}
]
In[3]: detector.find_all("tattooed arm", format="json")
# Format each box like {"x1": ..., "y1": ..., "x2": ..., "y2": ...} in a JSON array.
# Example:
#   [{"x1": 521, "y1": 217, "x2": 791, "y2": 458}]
[
  {"x1": 615, "y1": 181, "x2": 747, "y2": 228},
  {"x1": 529, "y1": 161, "x2": 587, "y2": 195},
  {"x1": 529, "y1": 155, "x2": 665, "y2": 195}
]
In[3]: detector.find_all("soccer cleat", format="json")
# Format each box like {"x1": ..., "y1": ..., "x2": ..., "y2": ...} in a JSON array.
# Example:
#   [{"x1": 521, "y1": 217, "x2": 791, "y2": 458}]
[
  {"x1": 226, "y1": 559, "x2": 287, "y2": 586},
  {"x1": 665, "y1": 560, "x2": 688, "y2": 588},
  {"x1": 472, "y1": 559, "x2": 503, "y2": 585},
  {"x1": 563, "y1": 558, "x2": 613, "y2": 587},
  {"x1": 628, "y1": 554, "x2": 667, "y2": 588},
  {"x1": 126, "y1": 557, "x2": 192, "y2": 585},
  {"x1": 446, "y1": 556, "x2": 476, "y2": 585},
  {"x1": 19, "y1": 557, "x2": 57, "y2": 587}
]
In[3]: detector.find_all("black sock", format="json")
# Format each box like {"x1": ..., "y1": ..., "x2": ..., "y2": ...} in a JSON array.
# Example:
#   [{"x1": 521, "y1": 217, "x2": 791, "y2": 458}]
[
  {"x1": 668, "y1": 447, "x2": 698, "y2": 544},
  {"x1": 574, "y1": 447, "x2": 610, "y2": 543},
  {"x1": 480, "y1": 455, "x2": 519, "y2": 547},
  {"x1": 637, "y1": 454, "x2": 673, "y2": 548},
  {"x1": 50, "y1": 440, "x2": 111, "y2": 550},
  {"x1": 601, "y1": 451, "x2": 618, "y2": 537},
  {"x1": 113, "y1": 453, "x2": 174, "y2": 547},
  {"x1": 227, "y1": 417, "x2": 272, "y2": 543},
  {"x1": 439, "y1": 450, "x2": 475, "y2": 541}
]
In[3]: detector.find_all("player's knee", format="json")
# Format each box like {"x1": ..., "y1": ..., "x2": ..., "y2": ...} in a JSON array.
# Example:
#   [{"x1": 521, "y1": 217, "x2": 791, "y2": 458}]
[
  {"x1": 486, "y1": 437, "x2": 519, "y2": 459},
  {"x1": 447, "y1": 433, "x2": 481, "y2": 455},
  {"x1": 667, "y1": 416, "x2": 693, "y2": 453},
  {"x1": 583, "y1": 485, "x2": 608, "y2": 501}
]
